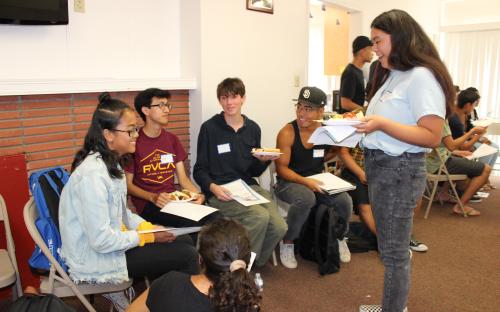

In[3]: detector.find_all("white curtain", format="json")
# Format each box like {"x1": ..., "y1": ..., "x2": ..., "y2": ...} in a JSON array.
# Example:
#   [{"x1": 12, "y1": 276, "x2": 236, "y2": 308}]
[{"x1": 441, "y1": 29, "x2": 500, "y2": 119}]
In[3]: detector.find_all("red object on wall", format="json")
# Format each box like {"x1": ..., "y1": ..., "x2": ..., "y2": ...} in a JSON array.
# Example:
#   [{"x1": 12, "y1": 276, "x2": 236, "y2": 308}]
[{"x1": 0, "y1": 154, "x2": 39, "y2": 299}]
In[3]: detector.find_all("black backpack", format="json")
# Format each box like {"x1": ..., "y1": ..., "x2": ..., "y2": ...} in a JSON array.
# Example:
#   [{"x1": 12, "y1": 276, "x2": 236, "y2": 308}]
[
  {"x1": 298, "y1": 204, "x2": 347, "y2": 275},
  {"x1": 7, "y1": 294, "x2": 75, "y2": 312},
  {"x1": 346, "y1": 221, "x2": 378, "y2": 253}
]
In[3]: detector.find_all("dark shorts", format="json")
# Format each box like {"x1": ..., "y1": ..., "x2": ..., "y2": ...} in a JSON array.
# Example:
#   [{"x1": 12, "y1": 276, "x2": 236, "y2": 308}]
[
  {"x1": 341, "y1": 168, "x2": 369, "y2": 211},
  {"x1": 445, "y1": 156, "x2": 484, "y2": 178}
]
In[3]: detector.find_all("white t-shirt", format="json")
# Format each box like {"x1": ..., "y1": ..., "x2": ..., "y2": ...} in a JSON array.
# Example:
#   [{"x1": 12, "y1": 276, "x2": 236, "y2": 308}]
[{"x1": 361, "y1": 67, "x2": 446, "y2": 156}]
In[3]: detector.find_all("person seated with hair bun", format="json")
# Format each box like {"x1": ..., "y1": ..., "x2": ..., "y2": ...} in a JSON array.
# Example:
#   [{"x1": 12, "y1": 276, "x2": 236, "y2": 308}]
[{"x1": 127, "y1": 218, "x2": 261, "y2": 312}]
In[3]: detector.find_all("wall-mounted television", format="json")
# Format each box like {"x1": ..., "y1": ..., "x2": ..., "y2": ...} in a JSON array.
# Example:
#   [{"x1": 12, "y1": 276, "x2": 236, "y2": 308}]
[{"x1": 0, "y1": 0, "x2": 68, "y2": 25}]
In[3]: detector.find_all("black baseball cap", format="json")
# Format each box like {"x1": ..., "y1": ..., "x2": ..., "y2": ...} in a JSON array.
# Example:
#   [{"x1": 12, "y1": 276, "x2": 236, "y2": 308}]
[
  {"x1": 294, "y1": 86, "x2": 326, "y2": 107},
  {"x1": 352, "y1": 36, "x2": 373, "y2": 54}
]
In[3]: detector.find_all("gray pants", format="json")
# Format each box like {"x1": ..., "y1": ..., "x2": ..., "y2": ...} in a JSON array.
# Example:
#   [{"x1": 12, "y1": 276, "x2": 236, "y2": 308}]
[
  {"x1": 365, "y1": 149, "x2": 426, "y2": 312},
  {"x1": 207, "y1": 185, "x2": 287, "y2": 266},
  {"x1": 274, "y1": 180, "x2": 352, "y2": 241}
]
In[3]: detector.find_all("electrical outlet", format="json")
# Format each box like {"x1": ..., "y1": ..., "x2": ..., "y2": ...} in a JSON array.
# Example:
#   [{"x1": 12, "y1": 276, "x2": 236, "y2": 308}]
[
  {"x1": 294, "y1": 75, "x2": 300, "y2": 87},
  {"x1": 74, "y1": 0, "x2": 85, "y2": 13}
]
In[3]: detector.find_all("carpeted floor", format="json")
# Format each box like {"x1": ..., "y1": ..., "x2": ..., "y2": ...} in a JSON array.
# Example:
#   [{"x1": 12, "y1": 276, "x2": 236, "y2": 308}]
[{"x1": 3, "y1": 178, "x2": 498, "y2": 312}]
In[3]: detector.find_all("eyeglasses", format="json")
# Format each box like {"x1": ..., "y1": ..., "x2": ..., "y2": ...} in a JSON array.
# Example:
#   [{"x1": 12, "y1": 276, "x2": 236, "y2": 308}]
[
  {"x1": 111, "y1": 126, "x2": 140, "y2": 137},
  {"x1": 295, "y1": 104, "x2": 317, "y2": 113},
  {"x1": 150, "y1": 102, "x2": 172, "y2": 110}
]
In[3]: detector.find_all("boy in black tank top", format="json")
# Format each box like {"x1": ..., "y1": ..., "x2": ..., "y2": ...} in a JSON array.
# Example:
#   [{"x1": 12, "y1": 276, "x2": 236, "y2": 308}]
[{"x1": 274, "y1": 86, "x2": 353, "y2": 269}]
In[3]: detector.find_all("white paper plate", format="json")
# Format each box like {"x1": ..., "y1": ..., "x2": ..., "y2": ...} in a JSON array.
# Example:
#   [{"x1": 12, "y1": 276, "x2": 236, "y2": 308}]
[
  {"x1": 252, "y1": 151, "x2": 283, "y2": 156},
  {"x1": 322, "y1": 119, "x2": 364, "y2": 126}
]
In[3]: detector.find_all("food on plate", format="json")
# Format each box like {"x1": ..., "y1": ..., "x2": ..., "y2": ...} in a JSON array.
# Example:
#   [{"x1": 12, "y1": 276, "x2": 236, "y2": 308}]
[
  {"x1": 167, "y1": 190, "x2": 193, "y2": 201},
  {"x1": 323, "y1": 111, "x2": 364, "y2": 120},
  {"x1": 181, "y1": 189, "x2": 198, "y2": 198},
  {"x1": 251, "y1": 148, "x2": 281, "y2": 154}
]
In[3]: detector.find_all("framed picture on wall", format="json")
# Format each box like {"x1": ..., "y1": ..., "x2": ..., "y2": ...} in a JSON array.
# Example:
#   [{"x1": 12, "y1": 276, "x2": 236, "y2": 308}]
[{"x1": 246, "y1": 0, "x2": 273, "y2": 14}]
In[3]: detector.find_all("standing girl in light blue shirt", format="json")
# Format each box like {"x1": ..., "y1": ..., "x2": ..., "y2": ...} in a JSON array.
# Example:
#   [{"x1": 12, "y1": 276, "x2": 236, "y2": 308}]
[{"x1": 355, "y1": 10, "x2": 455, "y2": 312}]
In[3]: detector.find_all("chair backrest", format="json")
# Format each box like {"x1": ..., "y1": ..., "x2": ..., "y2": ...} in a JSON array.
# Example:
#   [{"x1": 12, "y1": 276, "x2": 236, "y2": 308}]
[{"x1": 0, "y1": 194, "x2": 22, "y2": 296}]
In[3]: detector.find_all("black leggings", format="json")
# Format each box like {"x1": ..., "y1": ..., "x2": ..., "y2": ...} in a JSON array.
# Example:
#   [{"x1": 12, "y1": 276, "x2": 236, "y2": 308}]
[{"x1": 126, "y1": 235, "x2": 199, "y2": 281}]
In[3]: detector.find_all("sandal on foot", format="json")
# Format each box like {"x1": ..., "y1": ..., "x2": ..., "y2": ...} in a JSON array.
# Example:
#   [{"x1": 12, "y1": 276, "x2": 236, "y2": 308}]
[{"x1": 451, "y1": 206, "x2": 480, "y2": 217}]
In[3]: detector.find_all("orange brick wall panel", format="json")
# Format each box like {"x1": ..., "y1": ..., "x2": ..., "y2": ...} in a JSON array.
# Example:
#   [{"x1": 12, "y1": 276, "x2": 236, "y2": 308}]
[
  {"x1": 27, "y1": 156, "x2": 75, "y2": 171},
  {"x1": 0, "y1": 129, "x2": 23, "y2": 139},
  {"x1": 0, "y1": 120, "x2": 22, "y2": 129},
  {"x1": 20, "y1": 94, "x2": 71, "y2": 101},
  {"x1": 24, "y1": 140, "x2": 74, "y2": 153},
  {"x1": 1, "y1": 90, "x2": 190, "y2": 175},
  {"x1": 26, "y1": 148, "x2": 76, "y2": 162},
  {"x1": 21, "y1": 100, "x2": 71, "y2": 110},
  {"x1": 0, "y1": 111, "x2": 21, "y2": 120},
  {"x1": 22, "y1": 116, "x2": 73, "y2": 127},
  {"x1": 22, "y1": 108, "x2": 72, "y2": 118},
  {"x1": 0, "y1": 102, "x2": 20, "y2": 110},
  {"x1": 167, "y1": 115, "x2": 189, "y2": 122},
  {"x1": 24, "y1": 132, "x2": 75, "y2": 145},
  {"x1": 74, "y1": 122, "x2": 91, "y2": 131},
  {"x1": 0, "y1": 137, "x2": 22, "y2": 148},
  {"x1": 0, "y1": 96, "x2": 20, "y2": 102},
  {"x1": 166, "y1": 121, "x2": 189, "y2": 129},
  {"x1": 0, "y1": 146, "x2": 24, "y2": 156},
  {"x1": 73, "y1": 99, "x2": 97, "y2": 107},
  {"x1": 73, "y1": 106, "x2": 97, "y2": 114},
  {"x1": 23, "y1": 124, "x2": 72, "y2": 136}
]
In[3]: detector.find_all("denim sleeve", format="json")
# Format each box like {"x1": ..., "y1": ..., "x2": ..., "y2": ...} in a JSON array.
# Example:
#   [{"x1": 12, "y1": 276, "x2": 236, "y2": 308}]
[{"x1": 74, "y1": 173, "x2": 139, "y2": 253}]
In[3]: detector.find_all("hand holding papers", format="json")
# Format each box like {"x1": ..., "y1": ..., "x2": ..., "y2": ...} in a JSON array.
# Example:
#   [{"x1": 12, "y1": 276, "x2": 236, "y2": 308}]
[
  {"x1": 138, "y1": 226, "x2": 202, "y2": 236},
  {"x1": 308, "y1": 125, "x2": 363, "y2": 148},
  {"x1": 161, "y1": 202, "x2": 218, "y2": 222},
  {"x1": 221, "y1": 179, "x2": 270, "y2": 206},
  {"x1": 465, "y1": 143, "x2": 498, "y2": 160},
  {"x1": 306, "y1": 172, "x2": 356, "y2": 195}
]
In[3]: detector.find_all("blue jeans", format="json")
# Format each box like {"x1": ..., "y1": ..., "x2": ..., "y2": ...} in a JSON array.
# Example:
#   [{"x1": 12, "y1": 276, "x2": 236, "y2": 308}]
[
  {"x1": 364, "y1": 149, "x2": 426, "y2": 312},
  {"x1": 275, "y1": 180, "x2": 352, "y2": 241}
]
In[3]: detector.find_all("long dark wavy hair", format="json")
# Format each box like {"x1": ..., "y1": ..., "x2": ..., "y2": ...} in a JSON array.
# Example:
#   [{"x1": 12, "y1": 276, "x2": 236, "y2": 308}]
[
  {"x1": 71, "y1": 92, "x2": 133, "y2": 179},
  {"x1": 368, "y1": 9, "x2": 455, "y2": 117},
  {"x1": 199, "y1": 219, "x2": 261, "y2": 312}
]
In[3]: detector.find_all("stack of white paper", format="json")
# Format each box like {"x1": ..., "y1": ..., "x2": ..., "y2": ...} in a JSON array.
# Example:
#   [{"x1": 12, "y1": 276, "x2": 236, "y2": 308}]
[
  {"x1": 471, "y1": 119, "x2": 498, "y2": 128},
  {"x1": 161, "y1": 202, "x2": 218, "y2": 221},
  {"x1": 138, "y1": 226, "x2": 202, "y2": 236},
  {"x1": 307, "y1": 172, "x2": 356, "y2": 195},
  {"x1": 465, "y1": 143, "x2": 498, "y2": 160},
  {"x1": 221, "y1": 179, "x2": 270, "y2": 207},
  {"x1": 308, "y1": 125, "x2": 363, "y2": 147}
]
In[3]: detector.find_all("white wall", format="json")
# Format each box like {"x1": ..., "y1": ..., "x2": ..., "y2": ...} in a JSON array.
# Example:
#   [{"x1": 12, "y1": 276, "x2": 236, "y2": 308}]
[
  {"x1": 0, "y1": 0, "x2": 193, "y2": 94},
  {"x1": 188, "y1": 0, "x2": 310, "y2": 165}
]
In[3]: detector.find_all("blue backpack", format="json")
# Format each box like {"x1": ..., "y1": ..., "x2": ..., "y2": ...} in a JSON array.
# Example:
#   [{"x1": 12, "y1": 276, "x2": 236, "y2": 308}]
[{"x1": 28, "y1": 166, "x2": 69, "y2": 272}]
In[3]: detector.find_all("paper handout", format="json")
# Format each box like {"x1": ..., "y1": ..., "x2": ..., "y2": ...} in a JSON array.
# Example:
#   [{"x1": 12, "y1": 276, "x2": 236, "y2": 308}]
[
  {"x1": 307, "y1": 172, "x2": 356, "y2": 195},
  {"x1": 221, "y1": 179, "x2": 270, "y2": 206},
  {"x1": 138, "y1": 226, "x2": 202, "y2": 236},
  {"x1": 465, "y1": 143, "x2": 498, "y2": 160},
  {"x1": 308, "y1": 125, "x2": 363, "y2": 147},
  {"x1": 161, "y1": 202, "x2": 218, "y2": 221}
]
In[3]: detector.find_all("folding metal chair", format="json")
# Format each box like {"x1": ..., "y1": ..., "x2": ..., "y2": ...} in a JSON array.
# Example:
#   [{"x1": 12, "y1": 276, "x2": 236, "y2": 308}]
[
  {"x1": 423, "y1": 150, "x2": 468, "y2": 219},
  {"x1": 0, "y1": 194, "x2": 22, "y2": 299},
  {"x1": 23, "y1": 198, "x2": 133, "y2": 312}
]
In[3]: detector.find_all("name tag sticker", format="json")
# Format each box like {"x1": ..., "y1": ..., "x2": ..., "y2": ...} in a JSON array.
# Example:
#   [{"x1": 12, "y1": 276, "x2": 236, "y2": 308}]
[
  {"x1": 217, "y1": 143, "x2": 231, "y2": 154},
  {"x1": 160, "y1": 154, "x2": 174, "y2": 164},
  {"x1": 313, "y1": 149, "x2": 324, "y2": 158}
]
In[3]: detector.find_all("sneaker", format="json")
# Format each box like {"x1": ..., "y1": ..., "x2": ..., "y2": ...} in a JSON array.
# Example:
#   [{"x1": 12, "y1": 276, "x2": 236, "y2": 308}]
[
  {"x1": 409, "y1": 237, "x2": 428, "y2": 252},
  {"x1": 469, "y1": 195, "x2": 482, "y2": 203},
  {"x1": 279, "y1": 242, "x2": 297, "y2": 269},
  {"x1": 338, "y1": 238, "x2": 351, "y2": 263},
  {"x1": 102, "y1": 290, "x2": 131, "y2": 312},
  {"x1": 359, "y1": 305, "x2": 408, "y2": 312}
]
